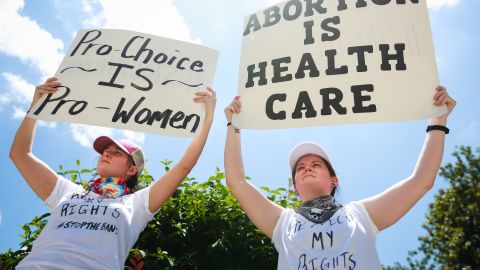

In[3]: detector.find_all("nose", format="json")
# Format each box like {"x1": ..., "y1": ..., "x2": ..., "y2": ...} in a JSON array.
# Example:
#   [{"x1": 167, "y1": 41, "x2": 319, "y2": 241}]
[
  {"x1": 302, "y1": 165, "x2": 312, "y2": 173},
  {"x1": 103, "y1": 150, "x2": 111, "y2": 158}
]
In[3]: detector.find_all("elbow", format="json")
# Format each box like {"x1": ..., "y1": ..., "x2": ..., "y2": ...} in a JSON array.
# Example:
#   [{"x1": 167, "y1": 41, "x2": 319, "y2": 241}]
[
  {"x1": 9, "y1": 147, "x2": 19, "y2": 162},
  {"x1": 179, "y1": 165, "x2": 193, "y2": 177},
  {"x1": 411, "y1": 174, "x2": 436, "y2": 192},
  {"x1": 225, "y1": 176, "x2": 240, "y2": 193},
  {"x1": 224, "y1": 169, "x2": 245, "y2": 189},
  {"x1": 10, "y1": 147, "x2": 33, "y2": 165},
  {"x1": 225, "y1": 175, "x2": 235, "y2": 188},
  {"x1": 423, "y1": 179, "x2": 435, "y2": 191},
  {"x1": 418, "y1": 181, "x2": 434, "y2": 194}
]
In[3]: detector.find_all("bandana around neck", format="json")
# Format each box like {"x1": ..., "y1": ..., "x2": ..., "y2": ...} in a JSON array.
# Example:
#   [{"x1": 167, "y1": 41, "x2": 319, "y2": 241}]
[
  {"x1": 89, "y1": 176, "x2": 131, "y2": 199},
  {"x1": 295, "y1": 195, "x2": 342, "y2": 224}
]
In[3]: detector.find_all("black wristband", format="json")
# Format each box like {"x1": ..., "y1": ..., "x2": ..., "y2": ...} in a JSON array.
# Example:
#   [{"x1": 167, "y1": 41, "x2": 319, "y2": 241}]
[
  {"x1": 426, "y1": 125, "x2": 449, "y2": 134},
  {"x1": 227, "y1": 122, "x2": 240, "y2": 133}
]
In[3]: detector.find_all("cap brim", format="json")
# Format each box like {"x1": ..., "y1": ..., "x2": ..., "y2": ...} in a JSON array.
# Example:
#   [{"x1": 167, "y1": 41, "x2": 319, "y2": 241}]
[
  {"x1": 93, "y1": 136, "x2": 129, "y2": 156},
  {"x1": 289, "y1": 142, "x2": 331, "y2": 170}
]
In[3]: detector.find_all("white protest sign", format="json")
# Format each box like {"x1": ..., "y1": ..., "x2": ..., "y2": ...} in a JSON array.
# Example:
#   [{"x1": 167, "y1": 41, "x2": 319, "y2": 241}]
[
  {"x1": 29, "y1": 29, "x2": 219, "y2": 137},
  {"x1": 234, "y1": 0, "x2": 446, "y2": 129}
]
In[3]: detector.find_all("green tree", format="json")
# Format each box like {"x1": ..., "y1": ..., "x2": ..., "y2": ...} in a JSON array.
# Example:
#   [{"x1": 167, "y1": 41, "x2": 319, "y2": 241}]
[
  {"x1": 0, "y1": 160, "x2": 300, "y2": 270},
  {"x1": 383, "y1": 146, "x2": 480, "y2": 270}
]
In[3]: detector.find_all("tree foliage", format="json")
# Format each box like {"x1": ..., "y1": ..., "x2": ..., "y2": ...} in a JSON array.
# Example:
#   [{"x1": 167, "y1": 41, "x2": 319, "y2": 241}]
[
  {"x1": 0, "y1": 159, "x2": 300, "y2": 269},
  {"x1": 383, "y1": 146, "x2": 480, "y2": 270}
]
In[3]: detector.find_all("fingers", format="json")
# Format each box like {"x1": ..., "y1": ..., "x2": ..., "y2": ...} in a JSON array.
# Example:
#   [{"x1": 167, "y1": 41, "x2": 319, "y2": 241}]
[
  {"x1": 207, "y1": 87, "x2": 216, "y2": 97},
  {"x1": 232, "y1": 97, "x2": 241, "y2": 113},
  {"x1": 432, "y1": 86, "x2": 456, "y2": 118},
  {"x1": 225, "y1": 96, "x2": 241, "y2": 114},
  {"x1": 433, "y1": 85, "x2": 453, "y2": 106},
  {"x1": 46, "y1": 77, "x2": 58, "y2": 83},
  {"x1": 193, "y1": 87, "x2": 216, "y2": 103},
  {"x1": 36, "y1": 77, "x2": 61, "y2": 94}
]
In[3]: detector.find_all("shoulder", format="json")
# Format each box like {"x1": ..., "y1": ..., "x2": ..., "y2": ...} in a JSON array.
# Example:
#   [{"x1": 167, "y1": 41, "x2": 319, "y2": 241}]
[
  {"x1": 345, "y1": 201, "x2": 379, "y2": 233},
  {"x1": 44, "y1": 175, "x2": 85, "y2": 207}
]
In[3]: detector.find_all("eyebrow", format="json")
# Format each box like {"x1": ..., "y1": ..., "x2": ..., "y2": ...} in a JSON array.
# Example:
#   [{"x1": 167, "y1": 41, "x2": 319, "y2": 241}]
[
  {"x1": 105, "y1": 145, "x2": 125, "y2": 153},
  {"x1": 297, "y1": 160, "x2": 323, "y2": 166}
]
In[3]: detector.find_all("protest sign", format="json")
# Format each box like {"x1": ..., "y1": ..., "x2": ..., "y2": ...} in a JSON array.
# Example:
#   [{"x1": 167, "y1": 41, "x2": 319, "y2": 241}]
[
  {"x1": 234, "y1": 0, "x2": 446, "y2": 129},
  {"x1": 29, "y1": 29, "x2": 219, "y2": 137}
]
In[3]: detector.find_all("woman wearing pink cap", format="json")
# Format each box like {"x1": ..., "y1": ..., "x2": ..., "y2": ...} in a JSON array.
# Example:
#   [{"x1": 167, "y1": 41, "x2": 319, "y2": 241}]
[
  {"x1": 224, "y1": 86, "x2": 455, "y2": 269},
  {"x1": 10, "y1": 77, "x2": 216, "y2": 269}
]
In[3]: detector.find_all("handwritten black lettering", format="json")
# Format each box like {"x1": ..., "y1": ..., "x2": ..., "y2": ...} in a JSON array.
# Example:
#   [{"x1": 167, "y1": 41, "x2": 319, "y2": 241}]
[{"x1": 112, "y1": 97, "x2": 200, "y2": 133}]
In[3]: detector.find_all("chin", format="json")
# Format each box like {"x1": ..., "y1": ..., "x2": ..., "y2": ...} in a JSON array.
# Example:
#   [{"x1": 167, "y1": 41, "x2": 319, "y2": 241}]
[{"x1": 95, "y1": 167, "x2": 108, "y2": 177}]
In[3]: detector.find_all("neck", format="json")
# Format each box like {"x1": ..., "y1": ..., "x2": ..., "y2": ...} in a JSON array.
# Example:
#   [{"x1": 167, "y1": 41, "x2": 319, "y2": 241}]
[
  {"x1": 301, "y1": 193, "x2": 331, "y2": 204},
  {"x1": 301, "y1": 195, "x2": 335, "y2": 208}
]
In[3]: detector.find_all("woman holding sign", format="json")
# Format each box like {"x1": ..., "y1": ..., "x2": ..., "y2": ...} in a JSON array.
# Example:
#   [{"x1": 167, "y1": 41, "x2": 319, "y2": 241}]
[
  {"x1": 224, "y1": 86, "x2": 455, "y2": 269},
  {"x1": 10, "y1": 77, "x2": 216, "y2": 269}
]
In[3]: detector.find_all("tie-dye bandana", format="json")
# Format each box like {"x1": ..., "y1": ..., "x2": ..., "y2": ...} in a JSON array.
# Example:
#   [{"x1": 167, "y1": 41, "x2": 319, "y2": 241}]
[{"x1": 89, "y1": 177, "x2": 131, "y2": 199}]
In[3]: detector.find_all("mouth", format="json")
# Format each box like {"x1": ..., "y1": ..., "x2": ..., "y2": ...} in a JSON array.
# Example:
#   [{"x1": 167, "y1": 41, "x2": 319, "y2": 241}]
[{"x1": 303, "y1": 175, "x2": 316, "y2": 180}]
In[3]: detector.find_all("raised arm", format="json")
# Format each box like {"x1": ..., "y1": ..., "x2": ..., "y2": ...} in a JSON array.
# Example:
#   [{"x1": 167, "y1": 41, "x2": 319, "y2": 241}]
[
  {"x1": 361, "y1": 86, "x2": 456, "y2": 231},
  {"x1": 9, "y1": 78, "x2": 60, "y2": 201},
  {"x1": 224, "y1": 96, "x2": 284, "y2": 239},
  {"x1": 148, "y1": 88, "x2": 216, "y2": 213}
]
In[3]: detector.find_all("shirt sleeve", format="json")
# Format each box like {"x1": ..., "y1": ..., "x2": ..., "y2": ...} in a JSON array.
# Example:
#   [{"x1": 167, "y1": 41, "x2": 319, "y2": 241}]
[
  {"x1": 130, "y1": 186, "x2": 160, "y2": 231},
  {"x1": 44, "y1": 176, "x2": 84, "y2": 209},
  {"x1": 272, "y1": 208, "x2": 293, "y2": 247},
  {"x1": 348, "y1": 201, "x2": 379, "y2": 237}
]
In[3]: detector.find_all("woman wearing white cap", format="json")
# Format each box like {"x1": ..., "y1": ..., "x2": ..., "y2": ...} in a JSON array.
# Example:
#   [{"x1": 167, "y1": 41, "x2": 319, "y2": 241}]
[
  {"x1": 224, "y1": 86, "x2": 455, "y2": 269},
  {"x1": 9, "y1": 77, "x2": 216, "y2": 269}
]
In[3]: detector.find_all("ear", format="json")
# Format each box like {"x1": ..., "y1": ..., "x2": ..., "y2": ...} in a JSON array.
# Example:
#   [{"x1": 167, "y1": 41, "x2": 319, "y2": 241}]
[
  {"x1": 331, "y1": 176, "x2": 339, "y2": 187},
  {"x1": 127, "y1": 166, "x2": 138, "y2": 176}
]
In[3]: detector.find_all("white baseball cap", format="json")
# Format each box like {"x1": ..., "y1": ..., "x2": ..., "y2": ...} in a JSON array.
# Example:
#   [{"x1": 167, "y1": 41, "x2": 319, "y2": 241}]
[{"x1": 289, "y1": 142, "x2": 331, "y2": 170}]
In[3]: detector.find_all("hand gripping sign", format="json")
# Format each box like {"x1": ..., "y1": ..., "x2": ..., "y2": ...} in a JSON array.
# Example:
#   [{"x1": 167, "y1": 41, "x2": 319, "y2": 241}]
[
  {"x1": 29, "y1": 29, "x2": 219, "y2": 137},
  {"x1": 233, "y1": 0, "x2": 446, "y2": 129}
]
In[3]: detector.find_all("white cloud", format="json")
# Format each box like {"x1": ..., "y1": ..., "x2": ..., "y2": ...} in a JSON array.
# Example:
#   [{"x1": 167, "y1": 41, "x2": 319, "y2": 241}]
[
  {"x1": 1, "y1": 1, "x2": 175, "y2": 147},
  {"x1": 70, "y1": 124, "x2": 114, "y2": 147},
  {"x1": 0, "y1": 0, "x2": 64, "y2": 76},
  {"x1": 0, "y1": 72, "x2": 34, "y2": 116},
  {"x1": 1, "y1": 72, "x2": 34, "y2": 103},
  {"x1": 120, "y1": 130, "x2": 145, "y2": 145},
  {"x1": 1, "y1": 73, "x2": 59, "y2": 128},
  {"x1": 427, "y1": 0, "x2": 461, "y2": 10},
  {"x1": 81, "y1": 0, "x2": 93, "y2": 13},
  {"x1": 61, "y1": 0, "x2": 190, "y2": 147},
  {"x1": 12, "y1": 105, "x2": 27, "y2": 119},
  {"x1": 0, "y1": 210, "x2": 2, "y2": 225},
  {"x1": 38, "y1": 120, "x2": 57, "y2": 128},
  {"x1": 70, "y1": 124, "x2": 145, "y2": 148},
  {"x1": 264, "y1": 0, "x2": 461, "y2": 11},
  {"x1": 82, "y1": 0, "x2": 199, "y2": 43}
]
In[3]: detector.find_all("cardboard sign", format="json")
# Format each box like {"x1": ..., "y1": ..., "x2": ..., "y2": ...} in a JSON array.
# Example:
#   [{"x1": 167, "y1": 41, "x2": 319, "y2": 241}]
[
  {"x1": 234, "y1": 0, "x2": 446, "y2": 129},
  {"x1": 29, "y1": 29, "x2": 219, "y2": 137}
]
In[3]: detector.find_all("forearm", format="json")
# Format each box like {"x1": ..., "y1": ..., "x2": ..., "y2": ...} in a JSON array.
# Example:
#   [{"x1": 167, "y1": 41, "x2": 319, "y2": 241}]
[
  {"x1": 410, "y1": 118, "x2": 447, "y2": 190},
  {"x1": 10, "y1": 116, "x2": 38, "y2": 160},
  {"x1": 177, "y1": 113, "x2": 213, "y2": 171},
  {"x1": 224, "y1": 125, "x2": 246, "y2": 188},
  {"x1": 148, "y1": 113, "x2": 213, "y2": 212}
]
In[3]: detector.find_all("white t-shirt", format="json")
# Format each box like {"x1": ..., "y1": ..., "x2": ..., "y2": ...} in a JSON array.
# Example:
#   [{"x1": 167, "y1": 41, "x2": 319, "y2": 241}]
[
  {"x1": 17, "y1": 176, "x2": 157, "y2": 270},
  {"x1": 272, "y1": 201, "x2": 381, "y2": 270}
]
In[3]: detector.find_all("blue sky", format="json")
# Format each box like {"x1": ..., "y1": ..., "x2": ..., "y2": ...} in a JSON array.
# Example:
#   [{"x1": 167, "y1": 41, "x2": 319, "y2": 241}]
[{"x1": 0, "y1": 0, "x2": 479, "y2": 266}]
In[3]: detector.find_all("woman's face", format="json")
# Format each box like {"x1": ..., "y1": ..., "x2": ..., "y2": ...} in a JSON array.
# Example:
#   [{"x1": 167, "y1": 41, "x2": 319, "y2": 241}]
[
  {"x1": 96, "y1": 144, "x2": 134, "y2": 179},
  {"x1": 294, "y1": 154, "x2": 338, "y2": 202}
]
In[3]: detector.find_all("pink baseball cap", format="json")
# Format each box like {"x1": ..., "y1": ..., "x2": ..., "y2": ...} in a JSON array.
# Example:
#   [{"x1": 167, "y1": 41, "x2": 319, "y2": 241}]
[
  {"x1": 93, "y1": 136, "x2": 145, "y2": 173},
  {"x1": 289, "y1": 142, "x2": 331, "y2": 170}
]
